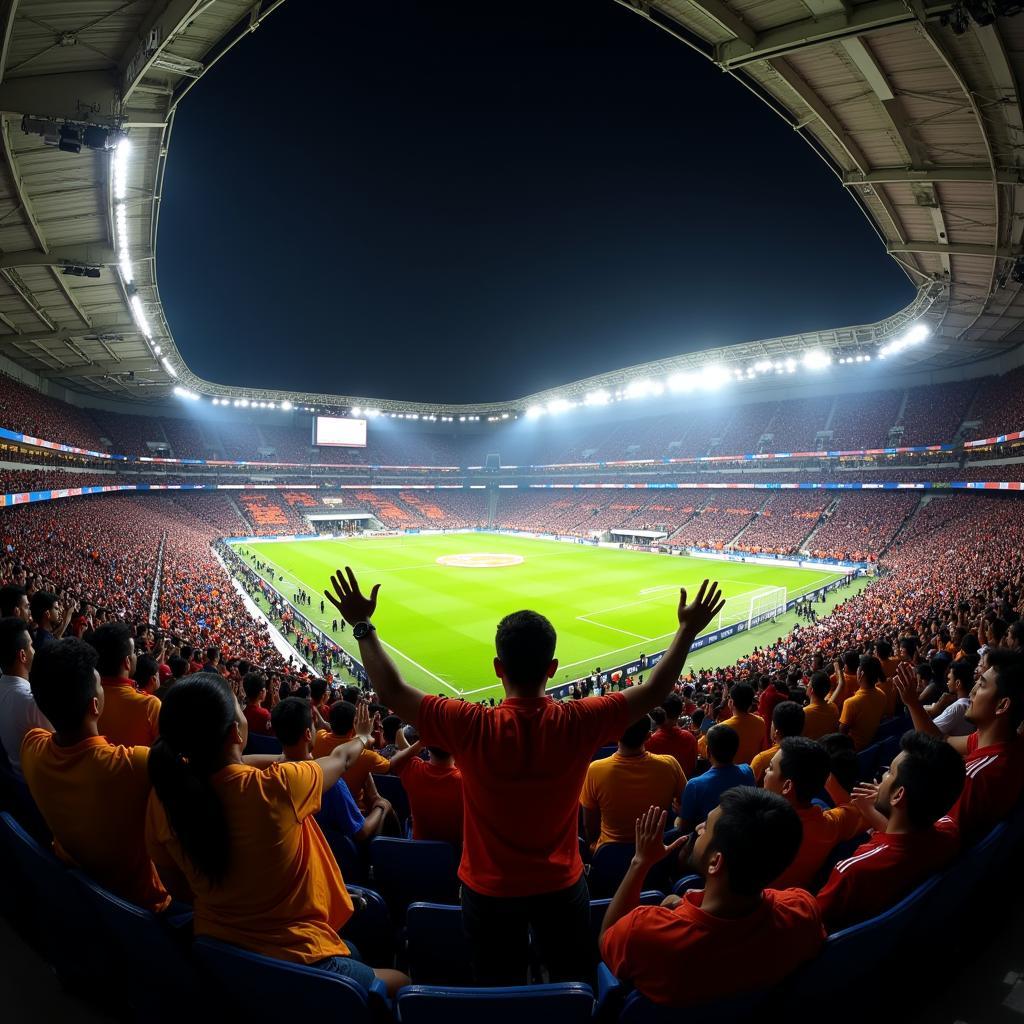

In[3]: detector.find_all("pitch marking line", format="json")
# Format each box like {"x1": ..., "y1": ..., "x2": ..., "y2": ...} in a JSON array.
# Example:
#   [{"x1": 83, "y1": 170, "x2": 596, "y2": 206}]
[{"x1": 575, "y1": 614, "x2": 654, "y2": 642}]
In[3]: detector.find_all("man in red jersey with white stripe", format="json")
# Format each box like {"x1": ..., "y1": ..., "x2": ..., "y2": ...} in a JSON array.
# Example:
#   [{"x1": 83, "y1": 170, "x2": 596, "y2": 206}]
[
  {"x1": 816, "y1": 732, "x2": 964, "y2": 932},
  {"x1": 325, "y1": 566, "x2": 725, "y2": 985},
  {"x1": 895, "y1": 650, "x2": 1024, "y2": 846}
]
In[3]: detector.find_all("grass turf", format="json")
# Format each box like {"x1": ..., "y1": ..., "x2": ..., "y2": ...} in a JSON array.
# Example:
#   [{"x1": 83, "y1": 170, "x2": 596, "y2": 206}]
[{"x1": 235, "y1": 533, "x2": 865, "y2": 701}]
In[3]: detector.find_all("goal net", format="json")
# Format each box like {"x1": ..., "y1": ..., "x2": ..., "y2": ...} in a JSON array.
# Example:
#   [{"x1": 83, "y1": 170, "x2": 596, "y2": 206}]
[{"x1": 713, "y1": 585, "x2": 788, "y2": 633}]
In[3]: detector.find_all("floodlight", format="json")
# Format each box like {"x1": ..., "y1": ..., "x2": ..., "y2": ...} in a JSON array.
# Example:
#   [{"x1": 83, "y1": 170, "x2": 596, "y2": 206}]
[
  {"x1": 160, "y1": 357, "x2": 178, "y2": 378},
  {"x1": 525, "y1": 405, "x2": 544, "y2": 419},
  {"x1": 352, "y1": 406, "x2": 362, "y2": 417},
  {"x1": 698, "y1": 365, "x2": 730, "y2": 390},
  {"x1": 904, "y1": 323, "x2": 930, "y2": 344},
  {"x1": 547, "y1": 398, "x2": 573, "y2": 414},
  {"x1": 802, "y1": 349, "x2": 831, "y2": 370},
  {"x1": 281, "y1": 400, "x2": 293, "y2": 411},
  {"x1": 584, "y1": 389, "x2": 611, "y2": 406},
  {"x1": 667, "y1": 373, "x2": 694, "y2": 392},
  {"x1": 129, "y1": 294, "x2": 151, "y2": 337}
]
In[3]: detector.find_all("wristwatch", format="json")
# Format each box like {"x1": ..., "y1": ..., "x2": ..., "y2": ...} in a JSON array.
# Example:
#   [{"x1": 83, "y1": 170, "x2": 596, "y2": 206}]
[{"x1": 353, "y1": 621, "x2": 376, "y2": 640}]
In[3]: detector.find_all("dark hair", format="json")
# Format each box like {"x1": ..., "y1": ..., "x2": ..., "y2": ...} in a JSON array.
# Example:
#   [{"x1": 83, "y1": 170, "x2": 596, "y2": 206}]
[
  {"x1": 990, "y1": 649, "x2": 1024, "y2": 729},
  {"x1": 133, "y1": 654, "x2": 159, "y2": 688},
  {"x1": 169, "y1": 655, "x2": 188, "y2": 679},
  {"x1": 310, "y1": 679, "x2": 327, "y2": 702},
  {"x1": 495, "y1": 610, "x2": 557, "y2": 686},
  {"x1": 148, "y1": 674, "x2": 238, "y2": 883},
  {"x1": 778, "y1": 737, "x2": 831, "y2": 803},
  {"x1": 875, "y1": 638, "x2": 893, "y2": 659},
  {"x1": 709, "y1": 788, "x2": 802, "y2": 897},
  {"x1": 772, "y1": 700, "x2": 805, "y2": 738},
  {"x1": 649, "y1": 706, "x2": 667, "y2": 727},
  {"x1": 620, "y1": 715, "x2": 652, "y2": 748},
  {"x1": 29, "y1": 590, "x2": 58, "y2": 624},
  {"x1": 0, "y1": 616, "x2": 31, "y2": 673},
  {"x1": 858, "y1": 655, "x2": 884, "y2": 687},
  {"x1": 1008, "y1": 620, "x2": 1023, "y2": 646},
  {"x1": 328, "y1": 699, "x2": 356, "y2": 735},
  {"x1": 242, "y1": 672, "x2": 267, "y2": 702},
  {"x1": 809, "y1": 670, "x2": 831, "y2": 700},
  {"x1": 271, "y1": 696, "x2": 312, "y2": 746},
  {"x1": 947, "y1": 660, "x2": 973, "y2": 692},
  {"x1": 205, "y1": 647, "x2": 220, "y2": 664},
  {"x1": 819, "y1": 732, "x2": 857, "y2": 793},
  {"x1": 342, "y1": 685, "x2": 362, "y2": 705},
  {"x1": 0, "y1": 585, "x2": 26, "y2": 618},
  {"x1": 426, "y1": 746, "x2": 451, "y2": 760},
  {"x1": 662, "y1": 694, "x2": 683, "y2": 719},
  {"x1": 691, "y1": 709, "x2": 705, "y2": 729},
  {"x1": 382, "y1": 714, "x2": 402, "y2": 743},
  {"x1": 899, "y1": 635, "x2": 919, "y2": 657},
  {"x1": 893, "y1": 732, "x2": 965, "y2": 829},
  {"x1": 29, "y1": 638, "x2": 98, "y2": 734},
  {"x1": 88, "y1": 622, "x2": 134, "y2": 677},
  {"x1": 729, "y1": 682, "x2": 754, "y2": 713},
  {"x1": 707, "y1": 724, "x2": 740, "y2": 764}
]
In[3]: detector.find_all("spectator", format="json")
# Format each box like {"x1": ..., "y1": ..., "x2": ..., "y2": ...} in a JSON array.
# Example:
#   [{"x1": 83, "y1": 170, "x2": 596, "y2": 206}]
[
  {"x1": 242, "y1": 672, "x2": 271, "y2": 735},
  {"x1": 756, "y1": 677, "x2": 787, "y2": 741},
  {"x1": 750, "y1": 701, "x2": 805, "y2": 783},
  {"x1": 600, "y1": 795, "x2": 823, "y2": 1008},
  {"x1": 202, "y1": 646, "x2": 221, "y2": 674},
  {"x1": 720, "y1": 683, "x2": 766, "y2": 765},
  {"x1": 0, "y1": 616, "x2": 49, "y2": 780},
  {"x1": 926, "y1": 660, "x2": 975, "y2": 737},
  {"x1": 0, "y1": 584, "x2": 29, "y2": 620},
  {"x1": 388, "y1": 737, "x2": 465, "y2": 848},
  {"x1": 645, "y1": 694, "x2": 697, "y2": 777},
  {"x1": 21, "y1": 638, "x2": 169, "y2": 911},
  {"x1": 676, "y1": 725, "x2": 755, "y2": 832},
  {"x1": 325, "y1": 566, "x2": 724, "y2": 986},
  {"x1": 896, "y1": 652, "x2": 1024, "y2": 845},
  {"x1": 827, "y1": 651, "x2": 860, "y2": 712},
  {"x1": 155, "y1": 656, "x2": 187, "y2": 703},
  {"x1": 314, "y1": 700, "x2": 390, "y2": 812},
  {"x1": 90, "y1": 622, "x2": 159, "y2": 747},
  {"x1": 802, "y1": 670, "x2": 840, "y2": 740},
  {"x1": 30, "y1": 590, "x2": 70, "y2": 648},
  {"x1": 816, "y1": 732, "x2": 964, "y2": 931},
  {"x1": 132, "y1": 654, "x2": 160, "y2": 696},
  {"x1": 762, "y1": 737, "x2": 865, "y2": 889},
  {"x1": 146, "y1": 674, "x2": 408, "y2": 994},
  {"x1": 272, "y1": 697, "x2": 391, "y2": 843},
  {"x1": 839, "y1": 655, "x2": 887, "y2": 751},
  {"x1": 580, "y1": 715, "x2": 684, "y2": 850}
]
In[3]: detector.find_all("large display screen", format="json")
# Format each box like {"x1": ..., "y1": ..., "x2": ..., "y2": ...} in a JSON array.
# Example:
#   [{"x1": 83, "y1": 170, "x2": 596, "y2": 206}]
[{"x1": 315, "y1": 416, "x2": 367, "y2": 447}]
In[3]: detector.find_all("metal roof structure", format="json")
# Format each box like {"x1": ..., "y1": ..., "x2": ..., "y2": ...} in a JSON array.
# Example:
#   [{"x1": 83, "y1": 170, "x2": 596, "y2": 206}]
[{"x1": 0, "y1": 0, "x2": 1021, "y2": 415}]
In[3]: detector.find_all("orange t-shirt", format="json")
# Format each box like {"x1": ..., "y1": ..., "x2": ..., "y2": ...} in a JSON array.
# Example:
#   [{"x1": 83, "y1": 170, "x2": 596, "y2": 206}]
[
  {"x1": 20, "y1": 730, "x2": 169, "y2": 912},
  {"x1": 601, "y1": 888, "x2": 825, "y2": 1007},
  {"x1": 720, "y1": 713, "x2": 767, "y2": 765},
  {"x1": 772, "y1": 803, "x2": 865, "y2": 889},
  {"x1": 98, "y1": 678, "x2": 160, "y2": 748},
  {"x1": 750, "y1": 743, "x2": 778, "y2": 784},
  {"x1": 312, "y1": 729, "x2": 344, "y2": 759},
  {"x1": 145, "y1": 760, "x2": 352, "y2": 963},
  {"x1": 417, "y1": 692, "x2": 630, "y2": 897},
  {"x1": 802, "y1": 699, "x2": 840, "y2": 740},
  {"x1": 840, "y1": 687, "x2": 887, "y2": 751},
  {"x1": 580, "y1": 751, "x2": 685, "y2": 848},
  {"x1": 829, "y1": 671, "x2": 858, "y2": 712},
  {"x1": 392, "y1": 756, "x2": 464, "y2": 847}
]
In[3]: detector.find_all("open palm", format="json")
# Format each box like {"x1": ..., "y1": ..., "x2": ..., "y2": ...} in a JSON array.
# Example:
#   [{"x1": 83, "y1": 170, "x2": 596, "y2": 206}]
[
  {"x1": 325, "y1": 566, "x2": 380, "y2": 626},
  {"x1": 677, "y1": 579, "x2": 725, "y2": 636}
]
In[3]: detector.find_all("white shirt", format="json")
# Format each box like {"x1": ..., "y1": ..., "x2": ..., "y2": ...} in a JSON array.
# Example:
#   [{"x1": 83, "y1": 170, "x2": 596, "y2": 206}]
[
  {"x1": 0, "y1": 673, "x2": 52, "y2": 780},
  {"x1": 933, "y1": 696, "x2": 974, "y2": 738}
]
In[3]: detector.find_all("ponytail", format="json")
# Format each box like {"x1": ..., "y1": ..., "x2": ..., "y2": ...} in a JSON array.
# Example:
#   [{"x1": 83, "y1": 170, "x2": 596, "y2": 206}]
[{"x1": 148, "y1": 673, "x2": 238, "y2": 884}]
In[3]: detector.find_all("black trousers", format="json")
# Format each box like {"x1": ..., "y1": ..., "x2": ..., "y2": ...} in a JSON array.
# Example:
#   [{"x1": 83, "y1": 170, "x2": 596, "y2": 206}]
[{"x1": 460, "y1": 874, "x2": 596, "y2": 986}]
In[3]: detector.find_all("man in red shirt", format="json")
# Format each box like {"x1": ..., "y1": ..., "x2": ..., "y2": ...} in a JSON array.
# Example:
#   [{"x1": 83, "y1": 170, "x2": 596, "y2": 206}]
[
  {"x1": 646, "y1": 693, "x2": 697, "y2": 777},
  {"x1": 816, "y1": 732, "x2": 965, "y2": 932},
  {"x1": 242, "y1": 672, "x2": 272, "y2": 735},
  {"x1": 895, "y1": 651, "x2": 1024, "y2": 846},
  {"x1": 600, "y1": 791, "x2": 823, "y2": 1007},
  {"x1": 325, "y1": 566, "x2": 724, "y2": 985},
  {"x1": 388, "y1": 738, "x2": 464, "y2": 848},
  {"x1": 756, "y1": 676, "x2": 787, "y2": 742}
]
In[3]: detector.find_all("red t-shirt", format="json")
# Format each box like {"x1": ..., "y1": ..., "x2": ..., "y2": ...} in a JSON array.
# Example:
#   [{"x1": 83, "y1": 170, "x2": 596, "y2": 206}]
[
  {"x1": 950, "y1": 733, "x2": 1024, "y2": 846},
  {"x1": 244, "y1": 703, "x2": 272, "y2": 736},
  {"x1": 645, "y1": 725, "x2": 697, "y2": 778},
  {"x1": 392, "y1": 756, "x2": 464, "y2": 847},
  {"x1": 815, "y1": 819, "x2": 959, "y2": 932},
  {"x1": 756, "y1": 686, "x2": 786, "y2": 740},
  {"x1": 601, "y1": 888, "x2": 824, "y2": 1007},
  {"x1": 416, "y1": 692, "x2": 630, "y2": 897}
]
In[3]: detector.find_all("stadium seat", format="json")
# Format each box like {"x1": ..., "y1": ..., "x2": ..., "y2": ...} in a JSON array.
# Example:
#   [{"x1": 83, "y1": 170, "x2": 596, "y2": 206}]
[
  {"x1": 405, "y1": 902, "x2": 474, "y2": 985},
  {"x1": 395, "y1": 982, "x2": 595, "y2": 1024},
  {"x1": 66, "y1": 869, "x2": 200, "y2": 1016},
  {"x1": 589, "y1": 891, "x2": 665, "y2": 942},
  {"x1": 243, "y1": 732, "x2": 282, "y2": 755},
  {"x1": 588, "y1": 841, "x2": 675, "y2": 898},
  {"x1": 193, "y1": 935, "x2": 388, "y2": 1017},
  {"x1": 671, "y1": 874, "x2": 704, "y2": 896},
  {"x1": 374, "y1": 771, "x2": 411, "y2": 824},
  {"x1": 592, "y1": 744, "x2": 617, "y2": 762},
  {"x1": 0, "y1": 738, "x2": 49, "y2": 842},
  {"x1": 321, "y1": 824, "x2": 368, "y2": 882},
  {"x1": 344, "y1": 882, "x2": 396, "y2": 967},
  {"x1": 369, "y1": 837, "x2": 459, "y2": 917}
]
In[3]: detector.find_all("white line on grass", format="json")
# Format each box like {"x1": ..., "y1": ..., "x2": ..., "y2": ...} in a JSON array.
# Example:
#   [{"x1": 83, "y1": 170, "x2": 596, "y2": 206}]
[{"x1": 576, "y1": 614, "x2": 653, "y2": 642}]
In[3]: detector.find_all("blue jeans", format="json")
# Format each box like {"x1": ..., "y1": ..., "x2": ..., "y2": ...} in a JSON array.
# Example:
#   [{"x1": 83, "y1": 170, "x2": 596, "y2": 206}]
[{"x1": 313, "y1": 950, "x2": 377, "y2": 989}]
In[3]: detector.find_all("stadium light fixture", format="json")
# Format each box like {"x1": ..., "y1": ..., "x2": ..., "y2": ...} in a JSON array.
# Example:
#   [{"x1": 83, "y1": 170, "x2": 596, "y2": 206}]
[
  {"x1": 239, "y1": 398, "x2": 250, "y2": 408},
  {"x1": 698, "y1": 364, "x2": 731, "y2": 390},
  {"x1": 160, "y1": 357, "x2": 177, "y2": 378},
  {"x1": 547, "y1": 398, "x2": 574, "y2": 415},
  {"x1": 802, "y1": 349, "x2": 831, "y2": 370},
  {"x1": 112, "y1": 138, "x2": 130, "y2": 200},
  {"x1": 501, "y1": 412, "x2": 510, "y2": 419},
  {"x1": 667, "y1": 373, "x2": 694, "y2": 393},
  {"x1": 281, "y1": 400, "x2": 293, "y2": 411},
  {"x1": 525, "y1": 405, "x2": 544, "y2": 419},
  {"x1": 351, "y1": 406, "x2": 362, "y2": 417},
  {"x1": 173, "y1": 386, "x2": 199, "y2": 401},
  {"x1": 129, "y1": 294, "x2": 151, "y2": 337},
  {"x1": 584, "y1": 389, "x2": 611, "y2": 406}
]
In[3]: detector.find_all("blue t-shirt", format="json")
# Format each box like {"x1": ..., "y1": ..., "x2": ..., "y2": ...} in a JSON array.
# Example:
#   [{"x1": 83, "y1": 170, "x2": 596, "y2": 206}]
[
  {"x1": 680, "y1": 763, "x2": 756, "y2": 827},
  {"x1": 315, "y1": 778, "x2": 365, "y2": 837}
]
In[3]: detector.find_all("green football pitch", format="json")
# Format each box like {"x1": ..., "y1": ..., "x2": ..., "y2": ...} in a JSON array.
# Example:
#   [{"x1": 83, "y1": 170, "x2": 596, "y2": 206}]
[{"x1": 234, "y1": 533, "x2": 864, "y2": 701}]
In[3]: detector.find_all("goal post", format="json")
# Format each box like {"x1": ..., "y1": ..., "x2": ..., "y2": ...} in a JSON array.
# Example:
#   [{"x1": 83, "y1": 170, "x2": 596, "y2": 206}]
[{"x1": 712, "y1": 585, "x2": 788, "y2": 633}]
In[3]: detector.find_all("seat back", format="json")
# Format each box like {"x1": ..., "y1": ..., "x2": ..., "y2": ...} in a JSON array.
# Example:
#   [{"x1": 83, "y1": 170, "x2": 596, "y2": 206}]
[
  {"x1": 620, "y1": 987, "x2": 766, "y2": 1024},
  {"x1": 405, "y1": 902, "x2": 474, "y2": 985},
  {"x1": 194, "y1": 935, "x2": 380, "y2": 1018},
  {"x1": 373, "y1": 772, "x2": 410, "y2": 824},
  {"x1": 243, "y1": 732, "x2": 282, "y2": 755},
  {"x1": 321, "y1": 824, "x2": 367, "y2": 882},
  {"x1": 396, "y1": 983, "x2": 594, "y2": 1024},
  {"x1": 369, "y1": 837, "x2": 459, "y2": 917},
  {"x1": 588, "y1": 842, "x2": 674, "y2": 898},
  {"x1": 344, "y1": 883, "x2": 396, "y2": 968}
]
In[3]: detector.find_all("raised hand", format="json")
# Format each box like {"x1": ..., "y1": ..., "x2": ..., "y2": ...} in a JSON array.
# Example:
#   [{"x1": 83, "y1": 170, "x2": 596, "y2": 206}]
[
  {"x1": 676, "y1": 580, "x2": 726, "y2": 637},
  {"x1": 633, "y1": 806, "x2": 688, "y2": 868},
  {"x1": 325, "y1": 566, "x2": 380, "y2": 626},
  {"x1": 893, "y1": 662, "x2": 921, "y2": 707},
  {"x1": 353, "y1": 701, "x2": 373, "y2": 746}
]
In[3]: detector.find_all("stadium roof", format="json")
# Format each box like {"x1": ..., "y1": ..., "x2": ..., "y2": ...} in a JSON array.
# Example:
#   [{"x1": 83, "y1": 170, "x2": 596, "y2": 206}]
[{"x1": 0, "y1": 0, "x2": 1021, "y2": 416}]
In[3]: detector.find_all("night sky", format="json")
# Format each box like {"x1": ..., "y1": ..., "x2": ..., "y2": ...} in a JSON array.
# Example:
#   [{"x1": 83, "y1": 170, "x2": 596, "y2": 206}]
[{"x1": 158, "y1": 0, "x2": 913, "y2": 404}]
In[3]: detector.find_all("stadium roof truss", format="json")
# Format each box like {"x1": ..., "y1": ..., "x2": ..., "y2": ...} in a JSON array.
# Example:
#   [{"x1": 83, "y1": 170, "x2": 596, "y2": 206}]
[{"x1": 0, "y1": 0, "x2": 1019, "y2": 416}]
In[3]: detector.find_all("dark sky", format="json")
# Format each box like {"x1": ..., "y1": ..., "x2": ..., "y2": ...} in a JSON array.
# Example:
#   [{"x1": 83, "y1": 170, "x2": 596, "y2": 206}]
[{"x1": 158, "y1": 0, "x2": 913, "y2": 404}]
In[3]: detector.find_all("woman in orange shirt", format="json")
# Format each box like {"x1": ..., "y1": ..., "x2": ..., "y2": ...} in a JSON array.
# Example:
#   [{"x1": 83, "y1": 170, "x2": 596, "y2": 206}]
[{"x1": 146, "y1": 674, "x2": 408, "y2": 995}]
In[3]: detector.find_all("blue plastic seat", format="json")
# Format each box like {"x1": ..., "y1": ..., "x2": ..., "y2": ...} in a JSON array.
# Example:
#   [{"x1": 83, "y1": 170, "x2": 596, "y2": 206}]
[
  {"x1": 194, "y1": 935, "x2": 387, "y2": 1017},
  {"x1": 592, "y1": 744, "x2": 617, "y2": 762},
  {"x1": 405, "y1": 902, "x2": 474, "y2": 985},
  {"x1": 321, "y1": 823, "x2": 368, "y2": 882},
  {"x1": 344, "y1": 882, "x2": 396, "y2": 967},
  {"x1": 588, "y1": 842, "x2": 675, "y2": 898},
  {"x1": 374, "y1": 772, "x2": 411, "y2": 824},
  {"x1": 395, "y1": 982, "x2": 595, "y2": 1024},
  {"x1": 243, "y1": 731, "x2": 282, "y2": 755},
  {"x1": 369, "y1": 837, "x2": 459, "y2": 917}
]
